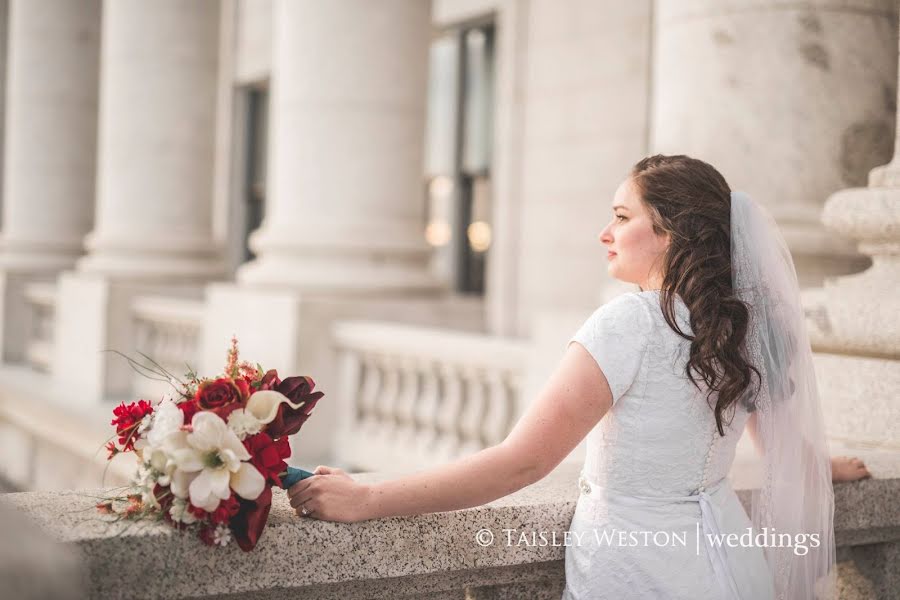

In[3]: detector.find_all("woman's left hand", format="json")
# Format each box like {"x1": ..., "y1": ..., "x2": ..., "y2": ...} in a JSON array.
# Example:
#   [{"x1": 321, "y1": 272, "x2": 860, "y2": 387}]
[{"x1": 287, "y1": 465, "x2": 371, "y2": 523}]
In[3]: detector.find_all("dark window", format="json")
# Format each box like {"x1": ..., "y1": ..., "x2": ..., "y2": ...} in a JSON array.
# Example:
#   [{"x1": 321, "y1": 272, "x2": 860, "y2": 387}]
[
  {"x1": 424, "y1": 22, "x2": 495, "y2": 295},
  {"x1": 243, "y1": 87, "x2": 268, "y2": 263}
]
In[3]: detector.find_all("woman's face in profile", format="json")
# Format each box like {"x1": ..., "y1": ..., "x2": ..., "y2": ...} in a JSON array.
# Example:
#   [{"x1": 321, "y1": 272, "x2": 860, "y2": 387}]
[{"x1": 599, "y1": 177, "x2": 670, "y2": 289}]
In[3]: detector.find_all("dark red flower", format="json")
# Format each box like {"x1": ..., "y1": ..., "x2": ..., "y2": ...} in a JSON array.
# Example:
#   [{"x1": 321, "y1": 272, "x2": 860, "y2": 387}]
[
  {"x1": 177, "y1": 400, "x2": 199, "y2": 425},
  {"x1": 210, "y1": 494, "x2": 241, "y2": 525},
  {"x1": 153, "y1": 484, "x2": 173, "y2": 512},
  {"x1": 256, "y1": 369, "x2": 281, "y2": 391},
  {"x1": 233, "y1": 378, "x2": 251, "y2": 401},
  {"x1": 187, "y1": 502, "x2": 209, "y2": 522},
  {"x1": 198, "y1": 525, "x2": 217, "y2": 546},
  {"x1": 195, "y1": 378, "x2": 243, "y2": 410},
  {"x1": 230, "y1": 486, "x2": 272, "y2": 551},
  {"x1": 110, "y1": 400, "x2": 154, "y2": 451},
  {"x1": 265, "y1": 376, "x2": 325, "y2": 438},
  {"x1": 244, "y1": 433, "x2": 291, "y2": 486}
]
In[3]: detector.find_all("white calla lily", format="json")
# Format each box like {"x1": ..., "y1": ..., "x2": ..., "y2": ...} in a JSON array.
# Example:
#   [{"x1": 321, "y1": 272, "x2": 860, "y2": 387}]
[{"x1": 245, "y1": 390, "x2": 306, "y2": 425}]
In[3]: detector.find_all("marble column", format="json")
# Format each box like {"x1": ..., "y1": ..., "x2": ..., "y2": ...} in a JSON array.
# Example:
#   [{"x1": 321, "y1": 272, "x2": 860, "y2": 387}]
[
  {"x1": 54, "y1": 0, "x2": 222, "y2": 401},
  {"x1": 235, "y1": 0, "x2": 439, "y2": 293},
  {"x1": 75, "y1": 0, "x2": 223, "y2": 280},
  {"x1": 0, "y1": 0, "x2": 100, "y2": 361},
  {"x1": 652, "y1": 0, "x2": 898, "y2": 287}
]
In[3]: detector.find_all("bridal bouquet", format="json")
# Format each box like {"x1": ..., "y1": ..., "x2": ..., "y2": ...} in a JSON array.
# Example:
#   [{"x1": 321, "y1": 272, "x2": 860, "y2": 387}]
[{"x1": 97, "y1": 337, "x2": 323, "y2": 551}]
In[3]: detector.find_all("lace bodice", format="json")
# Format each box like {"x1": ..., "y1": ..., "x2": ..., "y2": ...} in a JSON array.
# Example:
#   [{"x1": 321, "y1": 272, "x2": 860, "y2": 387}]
[{"x1": 569, "y1": 291, "x2": 750, "y2": 497}]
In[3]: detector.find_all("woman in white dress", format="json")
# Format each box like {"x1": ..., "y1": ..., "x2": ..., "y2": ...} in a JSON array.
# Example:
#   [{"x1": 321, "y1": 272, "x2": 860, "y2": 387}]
[{"x1": 288, "y1": 154, "x2": 856, "y2": 599}]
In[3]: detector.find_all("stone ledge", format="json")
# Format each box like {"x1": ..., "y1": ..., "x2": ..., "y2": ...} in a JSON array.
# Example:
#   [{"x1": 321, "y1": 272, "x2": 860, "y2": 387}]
[{"x1": 2, "y1": 460, "x2": 899, "y2": 599}]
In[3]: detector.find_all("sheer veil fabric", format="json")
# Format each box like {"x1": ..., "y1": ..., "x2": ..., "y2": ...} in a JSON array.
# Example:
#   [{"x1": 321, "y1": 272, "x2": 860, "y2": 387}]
[{"x1": 730, "y1": 191, "x2": 836, "y2": 599}]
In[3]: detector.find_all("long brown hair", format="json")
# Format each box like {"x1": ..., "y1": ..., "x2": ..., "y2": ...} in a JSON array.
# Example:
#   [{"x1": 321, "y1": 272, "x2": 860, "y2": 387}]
[{"x1": 630, "y1": 154, "x2": 760, "y2": 436}]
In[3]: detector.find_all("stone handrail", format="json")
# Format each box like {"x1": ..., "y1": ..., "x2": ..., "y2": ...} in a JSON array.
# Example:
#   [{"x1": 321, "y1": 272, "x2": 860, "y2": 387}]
[
  {"x1": 2, "y1": 460, "x2": 899, "y2": 599},
  {"x1": 331, "y1": 320, "x2": 529, "y2": 473},
  {"x1": 131, "y1": 295, "x2": 204, "y2": 401},
  {"x1": 22, "y1": 282, "x2": 57, "y2": 372}
]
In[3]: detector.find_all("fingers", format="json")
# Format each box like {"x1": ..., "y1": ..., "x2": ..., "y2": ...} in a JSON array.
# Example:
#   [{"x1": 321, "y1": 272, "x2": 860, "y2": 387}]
[
  {"x1": 314, "y1": 465, "x2": 345, "y2": 475},
  {"x1": 287, "y1": 479, "x2": 311, "y2": 501}
]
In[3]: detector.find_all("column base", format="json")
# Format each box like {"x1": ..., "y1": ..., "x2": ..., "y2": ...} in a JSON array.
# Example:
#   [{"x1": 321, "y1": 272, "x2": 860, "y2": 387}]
[
  {"x1": 78, "y1": 231, "x2": 225, "y2": 282},
  {"x1": 235, "y1": 253, "x2": 446, "y2": 294}
]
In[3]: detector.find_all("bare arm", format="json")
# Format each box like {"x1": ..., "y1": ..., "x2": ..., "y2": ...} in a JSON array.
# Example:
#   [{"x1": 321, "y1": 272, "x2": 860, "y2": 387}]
[
  {"x1": 359, "y1": 342, "x2": 614, "y2": 520},
  {"x1": 745, "y1": 410, "x2": 765, "y2": 456}
]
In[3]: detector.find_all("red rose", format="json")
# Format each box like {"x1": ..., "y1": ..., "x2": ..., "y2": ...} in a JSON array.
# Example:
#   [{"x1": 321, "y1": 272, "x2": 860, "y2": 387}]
[
  {"x1": 195, "y1": 378, "x2": 243, "y2": 409},
  {"x1": 265, "y1": 376, "x2": 325, "y2": 438},
  {"x1": 194, "y1": 378, "x2": 247, "y2": 421},
  {"x1": 110, "y1": 400, "x2": 154, "y2": 451},
  {"x1": 244, "y1": 433, "x2": 291, "y2": 486}
]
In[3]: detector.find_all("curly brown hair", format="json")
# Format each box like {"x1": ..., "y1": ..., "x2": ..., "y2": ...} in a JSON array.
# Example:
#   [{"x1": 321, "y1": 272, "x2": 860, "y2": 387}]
[{"x1": 630, "y1": 154, "x2": 760, "y2": 436}]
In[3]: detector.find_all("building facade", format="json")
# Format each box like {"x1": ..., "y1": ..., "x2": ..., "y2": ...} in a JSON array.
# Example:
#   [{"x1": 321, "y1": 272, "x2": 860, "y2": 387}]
[{"x1": 0, "y1": 0, "x2": 897, "y2": 492}]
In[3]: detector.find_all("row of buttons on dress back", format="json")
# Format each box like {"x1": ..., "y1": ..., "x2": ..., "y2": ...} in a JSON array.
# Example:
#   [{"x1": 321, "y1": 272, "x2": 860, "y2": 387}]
[{"x1": 578, "y1": 474, "x2": 592, "y2": 495}]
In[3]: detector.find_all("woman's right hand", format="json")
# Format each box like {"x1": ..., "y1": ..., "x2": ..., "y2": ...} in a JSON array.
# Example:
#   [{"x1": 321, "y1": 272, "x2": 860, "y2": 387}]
[{"x1": 831, "y1": 455, "x2": 871, "y2": 482}]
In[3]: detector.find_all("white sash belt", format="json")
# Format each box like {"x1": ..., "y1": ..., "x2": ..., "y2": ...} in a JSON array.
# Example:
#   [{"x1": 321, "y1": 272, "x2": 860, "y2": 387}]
[{"x1": 577, "y1": 472, "x2": 742, "y2": 600}]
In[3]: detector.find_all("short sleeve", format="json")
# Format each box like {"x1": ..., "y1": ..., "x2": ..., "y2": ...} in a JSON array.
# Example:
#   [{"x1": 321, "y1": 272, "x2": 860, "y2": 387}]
[{"x1": 567, "y1": 293, "x2": 653, "y2": 405}]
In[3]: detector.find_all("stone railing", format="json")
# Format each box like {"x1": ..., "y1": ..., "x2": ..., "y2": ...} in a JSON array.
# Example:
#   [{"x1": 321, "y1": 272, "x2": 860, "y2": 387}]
[
  {"x1": 22, "y1": 282, "x2": 57, "y2": 372},
  {"x1": 331, "y1": 320, "x2": 529, "y2": 473},
  {"x1": 131, "y1": 296, "x2": 204, "y2": 401},
  {"x1": 1, "y1": 460, "x2": 898, "y2": 599}
]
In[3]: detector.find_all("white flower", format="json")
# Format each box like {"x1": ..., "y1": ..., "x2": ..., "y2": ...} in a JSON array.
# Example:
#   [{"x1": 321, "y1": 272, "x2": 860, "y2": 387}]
[
  {"x1": 147, "y1": 400, "x2": 184, "y2": 448},
  {"x1": 212, "y1": 524, "x2": 232, "y2": 547},
  {"x1": 168, "y1": 497, "x2": 198, "y2": 525},
  {"x1": 137, "y1": 413, "x2": 153, "y2": 435},
  {"x1": 221, "y1": 389, "x2": 304, "y2": 443},
  {"x1": 244, "y1": 390, "x2": 306, "y2": 424},
  {"x1": 169, "y1": 412, "x2": 265, "y2": 512},
  {"x1": 227, "y1": 408, "x2": 264, "y2": 440}
]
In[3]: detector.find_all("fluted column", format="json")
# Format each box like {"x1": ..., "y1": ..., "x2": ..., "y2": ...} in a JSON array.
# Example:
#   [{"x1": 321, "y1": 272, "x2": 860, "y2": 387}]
[
  {"x1": 235, "y1": 0, "x2": 439, "y2": 292},
  {"x1": 0, "y1": 0, "x2": 100, "y2": 271},
  {"x1": 75, "y1": 0, "x2": 222, "y2": 281},
  {"x1": 652, "y1": 0, "x2": 897, "y2": 287}
]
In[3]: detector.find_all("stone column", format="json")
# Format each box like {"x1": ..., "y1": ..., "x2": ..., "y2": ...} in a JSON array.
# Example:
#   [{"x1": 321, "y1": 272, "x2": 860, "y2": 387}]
[
  {"x1": 652, "y1": 0, "x2": 897, "y2": 287},
  {"x1": 54, "y1": 0, "x2": 223, "y2": 401},
  {"x1": 0, "y1": 0, "x2": 100, "y2": 361},
  {"x1": 235, "y1": 0, "x2": 439, "y2": 293},
  {"x1": 801, "y1": 12, "x2": 900, "y2": 469},
  {"x1": 75, "y1": 0, "x2": 223, "y2": 280}
]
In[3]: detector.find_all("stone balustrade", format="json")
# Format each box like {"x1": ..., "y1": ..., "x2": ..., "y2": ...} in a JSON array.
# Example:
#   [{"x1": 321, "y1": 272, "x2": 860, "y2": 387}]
[
  {"x1": 331, "y1": 320, "x2": 528, "y2": 472},
  {"x1": 1, "y1": 460, "x2": 898, "y2": 599},
  {"x1": 131, "y1": 295, "x2": 204, "y2": 401},
  {"x1": 22, "y1": 282, "x2": 56, "y2": 372}
]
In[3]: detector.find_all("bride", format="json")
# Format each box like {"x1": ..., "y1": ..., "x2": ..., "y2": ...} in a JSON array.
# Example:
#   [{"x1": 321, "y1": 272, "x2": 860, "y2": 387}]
[{"x1": 287, "y1": 154, "x2": 868, "y2": 599}]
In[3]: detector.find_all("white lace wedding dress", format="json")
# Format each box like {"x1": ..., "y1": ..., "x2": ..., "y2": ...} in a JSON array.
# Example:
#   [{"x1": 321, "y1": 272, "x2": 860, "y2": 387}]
[{"x1": 561, "y1": 291, "x2": 775, "y2": 600}]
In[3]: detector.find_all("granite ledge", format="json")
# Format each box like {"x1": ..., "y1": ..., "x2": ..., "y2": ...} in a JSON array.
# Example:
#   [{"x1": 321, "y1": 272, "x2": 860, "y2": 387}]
[{"x1": 2, "y1": 460, "x2": 899, "y2": 599}]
